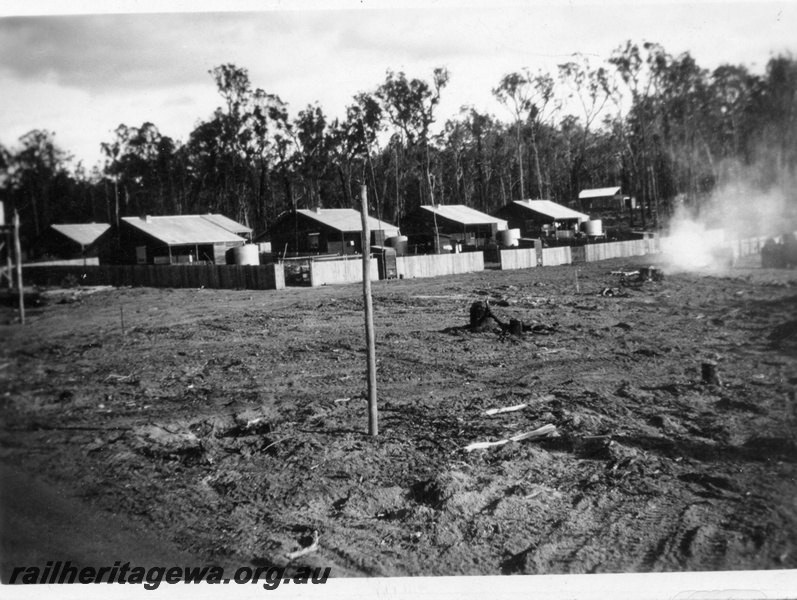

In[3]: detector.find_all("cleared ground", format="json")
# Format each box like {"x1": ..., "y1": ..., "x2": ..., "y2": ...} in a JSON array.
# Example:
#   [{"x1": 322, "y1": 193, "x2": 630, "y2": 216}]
[{"x1": 1, "y1": 254, "x2": 796, "y2": 579}]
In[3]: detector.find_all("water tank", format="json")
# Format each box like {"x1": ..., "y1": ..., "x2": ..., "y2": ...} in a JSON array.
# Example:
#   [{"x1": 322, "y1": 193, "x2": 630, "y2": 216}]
[
  {"x1": 385, "y1": 235, "x2": 408, "y2": 256},
  {"x1": 582, "y1": 220, "x2": 603, "y2": 237},
  {"x1": 498, "y1": 228, "x2": 521, "y2": 247},
  {"x1": 234, "y1": 244, "x2": 260, "y2": 265}
]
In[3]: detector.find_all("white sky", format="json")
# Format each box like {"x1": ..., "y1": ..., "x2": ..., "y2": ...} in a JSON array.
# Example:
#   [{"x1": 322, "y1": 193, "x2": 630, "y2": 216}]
[{"x1": 1, "y1": 0, "x2": 795, "y2": 170}]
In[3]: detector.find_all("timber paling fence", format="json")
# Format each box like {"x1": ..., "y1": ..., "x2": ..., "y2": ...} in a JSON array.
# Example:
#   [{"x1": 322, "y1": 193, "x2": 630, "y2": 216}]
[
  {"x1": 309, "y1": 256, "x2": 379, "y2": 287},
  {"x1": 396, "y1": 252, "x2": 485, "y2": 279},
  {"x1": 499, "y1": 232, "x2": 779, "y2": 271},
  {"x1": 22, "y1": 231, "x2": 785, "y2": 291},
  {"x1": 307, "y1": 252, "x2": 487, "y2": 286},
  {"x1": 22, "y1": 263, "x2": 285, "y2": 290}
]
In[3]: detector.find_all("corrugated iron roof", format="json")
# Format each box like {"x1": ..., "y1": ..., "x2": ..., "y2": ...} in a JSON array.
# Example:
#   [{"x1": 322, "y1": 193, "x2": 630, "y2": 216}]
[
  {"x1": 122, "y1": 216, "x2": 247, "y2": 245},
  {"x1": 512, "y1": 200, "x2": 589, "y2": 221},
  {"x1": 578, "y1": 187, "x2": 622, "y2": 199},
  {"x1": 201, "y1": 213, "x2": 252, "y2": 234},
  {"x1": 420, "y1": 205, "x2": 508, "y2": 229},
  {"x1": 297, "y1": 209, "x2": 399, "y2": 233},
  {"x1": 51, "y1": 223, "x2": 111, "y2": 247}
]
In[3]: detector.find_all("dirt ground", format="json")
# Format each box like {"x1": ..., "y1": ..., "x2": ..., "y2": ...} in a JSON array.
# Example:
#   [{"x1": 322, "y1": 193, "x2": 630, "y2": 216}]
[{"x1": 1, "y1": 254, "x2": 796, "y2": 579}]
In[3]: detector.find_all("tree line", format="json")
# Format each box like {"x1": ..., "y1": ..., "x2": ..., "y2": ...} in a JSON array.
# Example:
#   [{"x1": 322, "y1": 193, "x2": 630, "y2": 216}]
[{"x1": 1, "y1": 40, "x2": 795, "y2": 244}]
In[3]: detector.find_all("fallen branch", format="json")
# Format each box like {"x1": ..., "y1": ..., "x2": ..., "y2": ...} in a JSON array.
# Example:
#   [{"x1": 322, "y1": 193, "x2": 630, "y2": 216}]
[
  {"x1": 485, "y1": 403, "x2": 527, "y2": 416},
  {"x1": 103, "y1": 373, "x2": 132, "y2": 381},
  {"x1": 285, "y1": 530, "x2": 320, "y2": 561},
  {"x1": 262, "y1": 438, "x2": 287, "y2": 453},
  {"x1": 464, "y1": 423, "x2": 558, "y2": 452},
  {"x1": 509, "y1": 424, "x2": 557, "y2": 442},
  {"x1": 464, "y1": 439, "x2": 510, "y2": 452}
]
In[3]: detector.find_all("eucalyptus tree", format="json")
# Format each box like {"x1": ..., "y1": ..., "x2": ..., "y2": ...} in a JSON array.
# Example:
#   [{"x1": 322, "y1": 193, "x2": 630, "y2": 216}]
[
  {"x1": 100, "y1": 122, "x2": 180, "y2": 217},
  {"x1": 330, "y1": 92, "x2": 384, "y2": 210},
  {"x1": 557, "y1": 54, "x2": 613, "y2": 205},
  {"x1": 493, "y1": 69, "x2": 557, "y2": 200},
  {"x1": 757, "y1": 55, "x2": 797, "y2": 186},
  {"x1": 709, "y1": 64, "x2": 757, "y2": 167},
  {"x1": 376, "y1": 67, "x2": 449, "y2": 220},
  {"x1": 195, "y1": 64, "x2": 293, "y2": 228},
  {"x1": 292, "y1": 104, "x2": 334, "y2": 209},
  {"x1": 10, "y1": 130, "x2": 73, "y2": 239},
  {"x1": 607, "y1": 41, "x2": 662, "y2": 226}
]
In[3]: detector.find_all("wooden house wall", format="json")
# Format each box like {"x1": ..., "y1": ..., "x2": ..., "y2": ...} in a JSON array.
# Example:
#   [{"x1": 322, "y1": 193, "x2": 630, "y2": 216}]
[{"x1": 402, "y1": 211, "x2": 499, "y2": 245}]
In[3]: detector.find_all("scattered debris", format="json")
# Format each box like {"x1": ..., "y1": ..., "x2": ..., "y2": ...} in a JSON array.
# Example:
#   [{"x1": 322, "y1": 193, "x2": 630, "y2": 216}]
[
  {"x1": 599, "y1": 287, "x2": 626, "y2": 297},
  {"x1": 103, "y1": 373, "x2": 132, "y2": 382},
  {"x1": 468, "y1": 300, "x2": 557, "y2": 337},
  {"x1": 285, "y1": 529, "x2": 320, "y2": 561},
  {"x1": 132, "y1": 424, "x2": 203, "y2": 460},
  {"x1": 464, "y1": 424, "x2": 558, "y2": 452},
  {"x1": 618, "y1": 266, "x2": 664, "y2": 287},
  {"x1": 484, "y1": 403, "x2": 527, "y2": 416}
]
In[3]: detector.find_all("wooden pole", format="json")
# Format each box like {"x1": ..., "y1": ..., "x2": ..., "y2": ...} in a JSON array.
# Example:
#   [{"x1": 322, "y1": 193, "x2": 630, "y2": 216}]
[
  {"x1": 13, "y1": 210, "x2": 25, "y2": 324},
  {"x1": 360, "y1": 184, "x2": 378, "y2": 437},
  {"x1": 5, "y1": 240, "x2": 12, "y2": 289}
]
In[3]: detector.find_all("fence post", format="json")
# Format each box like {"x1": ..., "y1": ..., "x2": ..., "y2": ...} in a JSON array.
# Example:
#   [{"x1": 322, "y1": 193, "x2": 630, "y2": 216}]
[
  {"x1": 13, "y1": 211, "x2": 24, "y2": 324},
  {"x1": 360, "y1": 185, "x2": 378, "y2": 437}
]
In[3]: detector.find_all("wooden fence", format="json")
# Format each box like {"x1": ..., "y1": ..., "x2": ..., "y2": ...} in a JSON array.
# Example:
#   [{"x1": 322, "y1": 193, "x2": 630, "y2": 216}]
[
  {"x1": 584, "y1": 238, "x2": 659, "y2": 262},
  {"x1": 22, "y1": 231, "x2": 786, "y2": 291},
  {"x1": 309, "y1": 257, "x2": 378, "y2": 287},
  {"x1": 499, "y1": 248, "x2": 538, "y2": 270},
  {"x1": 24, "y1": 257, "x2": 100, "y2": 267},
  {"x1": 733, "y1": 236, "x2": 771, "y2": 258},
  {"x1": 540, "y1": 246, "x2": 572, "y2": 266},
  {"x1": 396, "y1": 252, "x2": 484, "y2": 279},
  {"x1": 22, "y1": 263, "x2": 285, "y2": 290}
]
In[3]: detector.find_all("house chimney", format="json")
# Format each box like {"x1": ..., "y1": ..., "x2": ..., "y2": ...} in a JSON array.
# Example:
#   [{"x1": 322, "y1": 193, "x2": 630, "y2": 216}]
[{"x1": 140, "y1": 214, "x2": 152, "y2": 223}]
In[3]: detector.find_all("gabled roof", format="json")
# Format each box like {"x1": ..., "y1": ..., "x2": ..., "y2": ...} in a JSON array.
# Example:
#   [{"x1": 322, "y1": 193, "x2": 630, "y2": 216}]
[
  {"x1": 579, "y1": 187, "x2": 622, "y2": 199},
  {"x1": 121, "y1": 215, "x2": 247, "y2": 245},
  {"x1": 420, "y1": 205, "x2": 508, "y2": 229},
  {"x1": 296, "y1": 208, "x2": 399, "y2": 233},
  {"x1": 50, "y1": 223, "x2": 111, "y2": 247},
  {"x1": 201, "y1": 213, "x2": 252, "y2": 234},
  {"x1": 511, "y1": 200, "x2": 589, "y2": 221}
]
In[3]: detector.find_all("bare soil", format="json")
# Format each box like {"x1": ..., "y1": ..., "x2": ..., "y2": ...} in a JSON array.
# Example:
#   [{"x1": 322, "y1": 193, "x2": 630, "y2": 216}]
[{"x1": 1, "y1": 255, "x2": 796, "y2": 579}]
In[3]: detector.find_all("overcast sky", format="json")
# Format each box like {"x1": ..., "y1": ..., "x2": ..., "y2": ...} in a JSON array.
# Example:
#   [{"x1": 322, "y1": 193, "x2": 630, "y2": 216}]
[{"x1": 1, "y1": 0, "x2": 795, "y2": 170}]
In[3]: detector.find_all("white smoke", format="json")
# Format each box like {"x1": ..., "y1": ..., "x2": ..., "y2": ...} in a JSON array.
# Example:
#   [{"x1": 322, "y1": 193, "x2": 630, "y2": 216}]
[
  {"x1": 660, "y1": 170, "x2": 796, "y2": 272},
  {"x1": 661, "y1": 212, "x2": 718, "y2": 270}
]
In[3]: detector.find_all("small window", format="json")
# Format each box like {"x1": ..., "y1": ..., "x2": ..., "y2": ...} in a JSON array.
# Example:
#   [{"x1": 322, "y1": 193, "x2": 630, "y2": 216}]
[{"x1": 308, "y1": 233, "x2": 320, "y2": 251}]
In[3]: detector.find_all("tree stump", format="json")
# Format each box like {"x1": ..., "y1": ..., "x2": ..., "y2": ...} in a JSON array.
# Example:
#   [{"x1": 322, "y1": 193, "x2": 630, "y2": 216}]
[
  {"x1": 701, "y1": 362, "x2": 722, "y2": 386},
  {"x1": 469, "y1": 301, "x2": 493, "y2": 331},
  {"x1": 508, "y1": 319, "x2": 524, "y2": 337}
]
